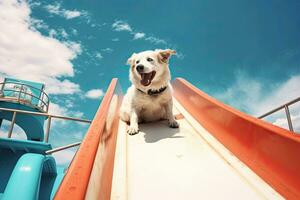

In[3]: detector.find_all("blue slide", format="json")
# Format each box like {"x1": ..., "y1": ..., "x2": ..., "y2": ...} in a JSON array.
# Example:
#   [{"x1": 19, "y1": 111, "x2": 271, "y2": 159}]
[
  {"x1": 1, "y1": 153, "x2": 63, "y2": 200},
  {"x1": 2, "y1": 153, "x2": 46, "y2": 200}
]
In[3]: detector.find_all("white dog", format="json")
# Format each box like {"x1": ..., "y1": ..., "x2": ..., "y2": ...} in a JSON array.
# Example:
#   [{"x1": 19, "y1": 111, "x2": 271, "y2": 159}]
[{"x1": 120, "y1": 49, "x2": 179, "y2": 135}]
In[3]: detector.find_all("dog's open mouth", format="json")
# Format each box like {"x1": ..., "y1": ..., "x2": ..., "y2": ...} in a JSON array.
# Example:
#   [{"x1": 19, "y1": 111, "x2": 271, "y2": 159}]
[{"x1": 140, "y1": 71, "x2": 156, "y2": 86}]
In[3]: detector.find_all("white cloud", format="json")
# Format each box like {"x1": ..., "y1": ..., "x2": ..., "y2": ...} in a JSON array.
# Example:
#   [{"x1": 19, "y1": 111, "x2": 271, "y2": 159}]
[
  {"x1": 28, "y1": 1, "x2": 41, "y2": 8},
  {"x1": 0, "y1": 121, "x2": 27, "y2": 140},
  {"x1": 48, "y1": 102, "x2": 83, "y2": 118},
  {"x1": 260, "y1": 76, "x2": 300, "y2": 112},
  {"x1": 48, "y1": 102, "x2": 84, "y2": 130},
  {"x1": 64, "y1": 99, "x2": 75, "y2": 108},
  {"x1": 133, "y1": 32, "x2": 145, "y2": 40},
  {"x1": 72, "y1": 111, "x2": 84, "y2": 118},
  {"x1": 112, "y1": 38, "x2": 119, "y2": 42},
  {"x1": 71, "y1": 28, "x2": 78, "y2": 35},
  {"x1": 52, "y1": 148, "x2": 77, "y2": 166},
  {"x1": 49, "y1": 29, "x2": 57, "y2": 37},
  {"x1": 46, "y1": 79, "x2": 80, "y2": 95},
  {"x1": 48, "y1": 102, "x2": 68, "y2": 116},
  {"x1": 112, "y1": 20, "x2": 132, "y2": 32},
  {"x1": 63, "y1": 10, "x2": 81, "y2": 19},
  {"x1": 214, "y1": 71, "x2": 262, "y2": 115},
  {"x1": 272, "y1": 111, "x2": 300, "y2": 133},
  {"x1": 49, "y1": 29, "x2": 71, "y2": 40},
  {"x1": 214, "y1": 71, "x2": 300, "y2": 132},
  {"x1": 0, "y1": 0, "x2": 81, "y2": 95},
  {"x1": 30, "y1": 18, "x2": 48, "y2": 30},
  {"x1": 44, "y1": 3, "x2": 84, "y2": 19},
  {"x1": 215, "y1": 71, "x2": 300, "y2": 115},
  {"x1": 64, "y1": 41, "x2": 82, "y2": 55},
  {"x1": 145, "y1": 36, "x2": 167, "y2": 45},
  {"x1": 60, "y1": 29, "x2": 68, "y2": 38},
  {"x1": 85, "y1": 89, "x2": 104, "y2": 99},
  {"x1": 101, "y1": 48, "x2": 113, "y2": 53},
  {"x1": 44, "y1": 4, "x2": 59, "y2": 14},
  {"x1": 175, "y1": 52, "x2": 185, "y2": 60},
  {"x1": 111, "y1": 19, "x2": 169, "y2": 46},
  {"x1": 95, "y1": 52, "x2": 103, "y2": 60}
]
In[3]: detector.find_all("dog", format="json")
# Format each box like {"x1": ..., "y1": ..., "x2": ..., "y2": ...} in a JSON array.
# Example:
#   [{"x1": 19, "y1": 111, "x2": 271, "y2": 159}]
[{"x1": 120, "y1": 49, "x2": 179, "y2": 135}]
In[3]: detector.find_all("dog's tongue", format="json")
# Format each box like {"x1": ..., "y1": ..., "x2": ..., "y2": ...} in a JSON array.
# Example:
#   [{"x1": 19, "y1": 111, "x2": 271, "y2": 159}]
[{"x1": 140, "y1": 72, "x2": 154, "y2": 86}]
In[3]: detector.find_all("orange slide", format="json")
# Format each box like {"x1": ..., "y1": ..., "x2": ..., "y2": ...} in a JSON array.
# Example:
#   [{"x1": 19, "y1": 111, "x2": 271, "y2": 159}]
[{"x1": 54, "y1": 78, "x2": 300, "y2": 200}]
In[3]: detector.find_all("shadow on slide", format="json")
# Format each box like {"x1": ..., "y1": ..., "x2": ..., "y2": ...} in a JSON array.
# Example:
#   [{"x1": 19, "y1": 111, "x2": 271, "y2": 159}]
[{"x1": 140, "y1": 121, "x2": 182, "y2": 143}]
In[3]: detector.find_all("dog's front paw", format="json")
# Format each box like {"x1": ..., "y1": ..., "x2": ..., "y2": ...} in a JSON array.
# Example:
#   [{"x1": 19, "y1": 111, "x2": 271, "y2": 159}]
[
  {"x1": 127, "y1": 126, "x2": 139, "y2": 135},
  {"x1": 168, "y1": 120, "x2": 179, "y2": 128}
]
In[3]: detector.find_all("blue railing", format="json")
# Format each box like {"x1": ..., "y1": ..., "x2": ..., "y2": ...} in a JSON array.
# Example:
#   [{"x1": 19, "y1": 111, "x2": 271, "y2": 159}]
[{"x1": 0, "y1": 82, "x2": 50, "y2": 112}]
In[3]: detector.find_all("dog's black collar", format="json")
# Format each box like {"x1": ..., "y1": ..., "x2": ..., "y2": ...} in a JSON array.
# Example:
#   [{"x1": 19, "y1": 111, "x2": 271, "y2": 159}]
[{"x1": 137, "y1": 86, "x2": 168, "y2": 96}]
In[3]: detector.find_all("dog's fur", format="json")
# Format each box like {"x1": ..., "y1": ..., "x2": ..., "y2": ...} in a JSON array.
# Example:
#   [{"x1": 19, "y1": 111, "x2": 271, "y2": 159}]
[{"x1": 120, "y1": 49, "x2": 179, "y2": 135}]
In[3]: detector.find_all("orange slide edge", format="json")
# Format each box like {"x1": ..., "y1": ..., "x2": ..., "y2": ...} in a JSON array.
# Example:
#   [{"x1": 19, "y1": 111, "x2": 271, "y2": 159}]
[
  {"x1": 54, "y1": 78, "x2": 122, "y2": 200},
  {"x1": 173, "y1": 78, "x2": 300, "y2": 200}
]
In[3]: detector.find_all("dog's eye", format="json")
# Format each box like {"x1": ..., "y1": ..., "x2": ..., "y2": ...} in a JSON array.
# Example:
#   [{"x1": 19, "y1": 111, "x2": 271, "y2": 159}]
[
  {"x1": 147, "y1": 57, "x2": 153, "y2": 62},
  {"x1": 136, "y1": 60, "x2": 140, "y2": 64}
]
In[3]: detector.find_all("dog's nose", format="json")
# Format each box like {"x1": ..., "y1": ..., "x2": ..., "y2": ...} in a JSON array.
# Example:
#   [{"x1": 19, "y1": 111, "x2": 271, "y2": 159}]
[{"x1": 136, "y1": 65, "x2": 144, "y2": 73}]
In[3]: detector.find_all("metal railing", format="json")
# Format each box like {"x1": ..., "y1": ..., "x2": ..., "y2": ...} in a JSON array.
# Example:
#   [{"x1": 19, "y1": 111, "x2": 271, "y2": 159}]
[
  {"x1": 45, "y1": 142, "x2": 82, "y2": 154},
  {"x1": 0, "y1": 107, "x2": 92, "y2": 153},
  {"x1": 258, "y1": 97, "x2": 300, "y2": 132},
  {"x1": 0, "y1": 82, "x2": 50, "y2": 112}
]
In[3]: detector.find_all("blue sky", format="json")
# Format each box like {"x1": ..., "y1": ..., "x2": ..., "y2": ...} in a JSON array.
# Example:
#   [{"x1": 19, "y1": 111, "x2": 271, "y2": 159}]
[{"x1": 0, "y1": 0, "x2": 300, "y2": 165}]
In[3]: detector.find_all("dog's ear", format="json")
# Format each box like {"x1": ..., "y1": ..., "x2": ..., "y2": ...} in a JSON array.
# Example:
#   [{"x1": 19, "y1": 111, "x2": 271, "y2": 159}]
[
  {"x1": 157, "y1": 49, "x2": 176, "y2": 63},
  {"x1": 127, "y1": 53, "x2": 137, "y2": 66}
]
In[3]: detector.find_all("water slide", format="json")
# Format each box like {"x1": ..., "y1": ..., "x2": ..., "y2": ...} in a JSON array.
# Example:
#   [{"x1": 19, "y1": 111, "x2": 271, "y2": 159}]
[
  {"x1": 0, "y1": 137, "x2": 66, "y2": 200},
  {"x1": 54, "y1": 78, "x2": 300, "y2": 200}
]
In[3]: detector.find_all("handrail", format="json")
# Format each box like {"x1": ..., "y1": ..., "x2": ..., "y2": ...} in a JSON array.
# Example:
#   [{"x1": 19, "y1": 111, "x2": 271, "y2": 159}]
[
  {"x1": 0, "y1": 107, "x2": 92, "y2": 123},
  {"x1": 2, "y1": 88, "x2": 49, "y2": 109},
  {"x1": 0, "y1": 81, "x2": 50, "y2": 102},
  {"x1": 258, "y1": 96, "x2": 300, "y2": 132},
  {"x1": 45, "y1": 142, "x2": 81, "y2": 154},
  {"x1": 1, "y1": 81, "x2": 50, "y2": 100},
  {"x1": 0, "y1": 82, "x2": 49, "y2": 112},
  {"x1": 0, "y1": 82, "x2": 50, "y2": 112},
  {"x1": 0, "y1": 107, "x2": 92, "y2": 143}
]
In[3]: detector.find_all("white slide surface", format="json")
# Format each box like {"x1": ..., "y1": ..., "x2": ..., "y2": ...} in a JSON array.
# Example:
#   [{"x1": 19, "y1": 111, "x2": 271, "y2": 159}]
[{"x1": 111, "y1": 100, "x2": 282, "y2": 200}]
